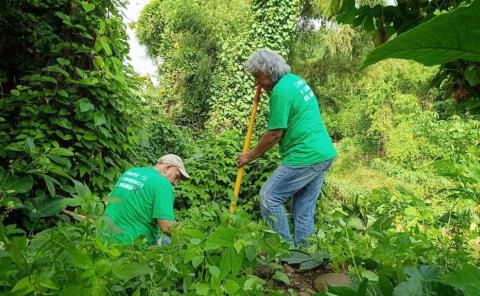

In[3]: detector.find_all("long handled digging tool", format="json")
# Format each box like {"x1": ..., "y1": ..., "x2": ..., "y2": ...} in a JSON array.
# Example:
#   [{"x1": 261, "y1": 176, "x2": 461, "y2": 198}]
[{"x1": 229, "y1": 85, "x2": 262, "y2": 213}]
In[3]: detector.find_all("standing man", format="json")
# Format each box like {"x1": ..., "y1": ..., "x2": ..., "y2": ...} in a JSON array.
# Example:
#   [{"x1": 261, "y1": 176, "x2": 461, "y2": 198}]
[
  {"x1": 237, "y1": 49, "x2": 336, "y2": 246},
  {"x1": 102, "y1": 154, "x2": 190, "y2": 245}
]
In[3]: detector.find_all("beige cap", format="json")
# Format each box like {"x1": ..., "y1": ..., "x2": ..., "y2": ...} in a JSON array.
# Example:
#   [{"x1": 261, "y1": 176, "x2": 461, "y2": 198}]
[{"x1": 157, "y1": 154, "x2": 190, "y2": 179}]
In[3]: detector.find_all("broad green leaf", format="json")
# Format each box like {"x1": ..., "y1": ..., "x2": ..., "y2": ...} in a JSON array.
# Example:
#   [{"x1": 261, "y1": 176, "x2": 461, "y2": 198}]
[
  {"x1": 299, "y1": 259, "x2": 324, "y2": 271},
  {"x1": 182, "y1": 229, "x2": 205, "y2": 240},
  {"x1": 56, "y1": 57, "x2": 71, "y2": 66},
  {"x1": 113, "y1": 262, "x2": 153, "y2": 281},
  {"x1": 194, "y1": 283, "x2": 210, "y2": 296},
  {"x1": 317, "y1": 0, "x2": 346, "y2": 18},
  {"x1": 348, "y1": 217, "x2": 365, "y2": 230},
  {"x1": 190, "y1": 238, "x2": 202, "y2": 245},
  {"x1": 75, "y1": 67, "x2": 88, "y2": 79},
  {"x1": 1, "y1": 197, "x2": 24, "y2": 210},
  {"x1": 73, "y1": 180, "x2": 91, "y2": 197},
  {"x1": 325, "y1": 286, "x2": 358, "y2": 296},
  {"x1": 379, "y1": 274, "x2": 393, "y2": 296},
  {"x1": 38, "y1": 275, "x2": 58, "y2": 290},
  {"x1": 218, "y1": 246, "x2": 245, "y2": 278},
  {"x1": 413, "y1": 265, "x2": 440, "y2": 282},
  {"x1": 393, "y1": 277, "x2": 423, "y2": 296},
  {"x1": 243, "y1": 275, "x2": 265, "y2": 291},
  {"x1": 81, "y1": 1, "x2": 95, "y2": 12},
  {"x1": 82, "y1": 131, "x2": 98, "y2": 141},
  {"x1": 67, "y1": 248, "x2": 93, "y2": 269},
  {"x1": 64, "y1": 197, "x2": 81, "y2": 207},
  {"x1": 230, "y1": 247, "x2": 244, "y2": 276},
  {"x1": 361, "y1": 270, "x2": 379, "y2": 282},
  {"x1": 358, "y1": 278, "x2": 369, "y2": 296},
  {"x1": 443, "y1": 264, "x2": 480, "y2": 296},
  {"x1": 4, "y1": 175, "x2": 33, "y2": 194},
  {"x1": 58, "y1": 89, "x2": 69, "y2": 97},
  {"x1": 42, "y1": 174, "x2": 57, "y2": 197},
  {"x1": 37, "y1": 198, "x2": 66, "y2": 217},
  {"x1": 78, "y1": 78, "x2": 99, "y2": 85},
  {"x1": 47, "y1": 155, "x2": 72, "y2": 169},
  {"x1": 273, "y1": 271, "x2": 290, "y2": 285},
  {"x1": 50, "y1": 147, "x2": 74, "y2": 156},
  {"x1": 39, "y1": 75, "x2": 58, "y2": 83},
  {"x1": 5, "y1": 142, "x2": 24, "y2": 152},
  {"x1": 245, "y1": 245, "x2": 257, "y2": 261},
  {"x1": 100, "y1": 37, "x2": 112, "y2": 56},
  {"x1": 191, "y1": 255, "x2": 203, "y2": 268},
  {"x1": 11, "y1": 276, "x2": 34, "y2": 296},
  {"x1": 362, "y1": 1, "x2": 480, "y2": 68},
  {"x1": 465, "y1": 65, "x2": 480, "y2": 86},
  {"x1": 208, "y1": 265, "x2": 220, "y2": 278},
  {"x1": 44, "y1": 65, "x2": 69, "y2": 77},
  {"x1": 24, "y1": 138, "x2": 35, "y2": 154},
  {"x1": 392, "y1": 266, "x2": 438, "y2": 296},
  {"x1": 93, "y1": 56, "x2": 105, "y2": 69},
  {"x1": 93, "y1": 112, "x2": 106, "y2": 126},
  {"x1": 205, "y1": 226, "x2": 236, "y2": 250},
  {"x1": 219, "y1": 248, "x2": 232, "y2": 280},
  {"x1": 404, "y1": 207, "x2": 418, "y2": 217},
  {"x1": 224, "y1": 279, "x2": 240, "y2": 295},
  {"x1": 282, "y1": 250, "x2": 311, "y2": 264},
  {"x1": 47, "y1": 163, "x2": 70, "y2": 178},
  {"x1": 79, "y1": 100, "x2": 94, "y2": 112}
]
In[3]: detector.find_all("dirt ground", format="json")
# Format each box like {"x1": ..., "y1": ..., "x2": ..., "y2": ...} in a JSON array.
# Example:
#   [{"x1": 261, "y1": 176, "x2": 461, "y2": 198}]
[{"x1": 256, "y1": 263, "x2": 335, "y2": 295}]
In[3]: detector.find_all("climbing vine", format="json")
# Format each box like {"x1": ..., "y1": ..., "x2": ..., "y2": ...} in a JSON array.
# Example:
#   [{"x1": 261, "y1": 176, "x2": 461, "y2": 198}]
[
  {"x1": 207, "y1": 0, "x2": 301, "y2": 132},
  {"x1": 136, "y1": 0, "x2": 251, "y2": 130}
]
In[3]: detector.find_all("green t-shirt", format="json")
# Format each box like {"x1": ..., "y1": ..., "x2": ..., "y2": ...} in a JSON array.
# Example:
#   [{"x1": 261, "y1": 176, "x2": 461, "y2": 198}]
[
  {"x1": 268, "y1": 73, "x2": 336, "y2": 166},
  {"x1": 103, "y1": 167, "x2": 175, "y2": 244}
]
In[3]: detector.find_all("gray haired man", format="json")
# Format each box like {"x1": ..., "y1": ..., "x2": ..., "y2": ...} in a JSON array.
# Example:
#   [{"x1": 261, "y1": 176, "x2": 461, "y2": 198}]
[{"x1": 237, "y1": 49, "x2": 336, "y2": 246}]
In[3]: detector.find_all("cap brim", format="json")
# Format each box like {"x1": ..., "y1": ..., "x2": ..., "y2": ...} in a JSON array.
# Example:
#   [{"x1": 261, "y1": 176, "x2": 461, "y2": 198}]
[{"x1": 178, "y1": 167, "x2": 190, "y2": 179}]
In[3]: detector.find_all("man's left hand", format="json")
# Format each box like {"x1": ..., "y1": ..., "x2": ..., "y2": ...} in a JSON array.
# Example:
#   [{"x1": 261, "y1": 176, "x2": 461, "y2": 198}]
[{"x1": 237, "y1": 152, "x2": 252, "y2": 168}]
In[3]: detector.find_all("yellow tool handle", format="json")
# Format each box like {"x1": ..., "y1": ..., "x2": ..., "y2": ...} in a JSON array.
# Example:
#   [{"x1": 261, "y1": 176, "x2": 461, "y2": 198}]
[{"x1": 229, "y1": 85, "x2": 262, "y2": 213}]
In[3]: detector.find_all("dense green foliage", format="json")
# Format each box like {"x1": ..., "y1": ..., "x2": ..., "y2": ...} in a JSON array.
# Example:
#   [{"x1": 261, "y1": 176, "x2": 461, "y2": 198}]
[
  {"x1": 286, "y1": 22, "x2": 480, "y2": 294},
  {"x1": 136, "y1": 0, "x2": 244, "y2": 129},
  {"x1": 0, "y1": 0, "x2": 143, "y2": 228},
  {"x1": 362, "y1": 1, "x2": 480, "y2": 68},
  {"x1": 1, "y1": 0, "x2": 479, "y2": 295},
  {"x1": 137, "y1": 0, "x2": 300, "y2": 131},
  {"x1": 316, "y1": 0, "x2": 480, "y2": 104},
  {"x1": 1, "y1": 187, "x2": 291, "y2": 295}
]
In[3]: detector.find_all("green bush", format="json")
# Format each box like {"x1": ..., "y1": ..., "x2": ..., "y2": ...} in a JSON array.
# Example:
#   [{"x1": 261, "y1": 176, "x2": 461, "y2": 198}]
[
  {"x1": 0, "y1": 186, "x2": 291, "y2": 296},
  {"x1": 0, "y1": 0, "x2": 142, "y2": 227},
  {"x1": 175, "y1": 131, "x2": 280, "y2": 214}
]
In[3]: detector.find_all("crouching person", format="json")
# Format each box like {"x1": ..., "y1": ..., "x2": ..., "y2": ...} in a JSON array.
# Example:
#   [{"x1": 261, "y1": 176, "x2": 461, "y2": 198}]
[{"x1": 101, "y1": 154, "x2": 190, "y2": 245}]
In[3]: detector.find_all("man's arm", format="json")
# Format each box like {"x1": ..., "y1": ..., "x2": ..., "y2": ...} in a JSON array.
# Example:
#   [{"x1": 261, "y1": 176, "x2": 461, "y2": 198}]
[
  {"x1": 237, "y1": 129, "x2": 283, "y2": 167},
  {"x1": 157, "y1": 219, "x2": 173, "y2": 235}
]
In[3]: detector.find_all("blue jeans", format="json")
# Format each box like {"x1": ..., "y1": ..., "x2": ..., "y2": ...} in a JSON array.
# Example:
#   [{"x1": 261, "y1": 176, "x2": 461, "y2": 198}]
[
  {"x1": 259, "y1": 159, "x2": 333, "y2": 245},
  {"x1": 156, "y1": 235, "x2": 171, "y2": 246}
]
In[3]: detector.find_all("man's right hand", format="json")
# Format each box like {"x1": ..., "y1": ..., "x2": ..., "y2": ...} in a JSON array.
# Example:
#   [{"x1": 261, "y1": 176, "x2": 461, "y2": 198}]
[
  {"x1": 237, "y1": 152, "x2": 253, "y2": 168},
  {"x1": 157, "y1": 219, "x2": 172, "y2": 235}
]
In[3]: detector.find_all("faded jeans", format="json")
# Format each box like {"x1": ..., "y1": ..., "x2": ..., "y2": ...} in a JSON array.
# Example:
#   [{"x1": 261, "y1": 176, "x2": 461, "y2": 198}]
[{"x1": 259, "y1": 159, "x2": 333, "y2": 246}]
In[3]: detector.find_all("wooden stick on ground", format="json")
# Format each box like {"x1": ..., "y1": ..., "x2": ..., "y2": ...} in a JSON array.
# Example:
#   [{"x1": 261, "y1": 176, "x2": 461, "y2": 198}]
[{"x1": 62, "y1": 209, "x2": 91, "y2": 221}]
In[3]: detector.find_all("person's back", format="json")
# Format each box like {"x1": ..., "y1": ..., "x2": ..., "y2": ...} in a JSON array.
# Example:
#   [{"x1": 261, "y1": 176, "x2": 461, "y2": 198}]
[
  {"x1": 270, "y1": 73, "x2": 336, "y2": 166},
  {"x1": 103, "y1": 167, "x2": 175, "y2": 245}
]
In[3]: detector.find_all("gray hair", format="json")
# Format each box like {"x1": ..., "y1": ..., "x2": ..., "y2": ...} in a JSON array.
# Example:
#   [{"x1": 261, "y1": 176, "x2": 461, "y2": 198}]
[{"x1": 244, "y1": 49, "x2": 291, "y2": 82}]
